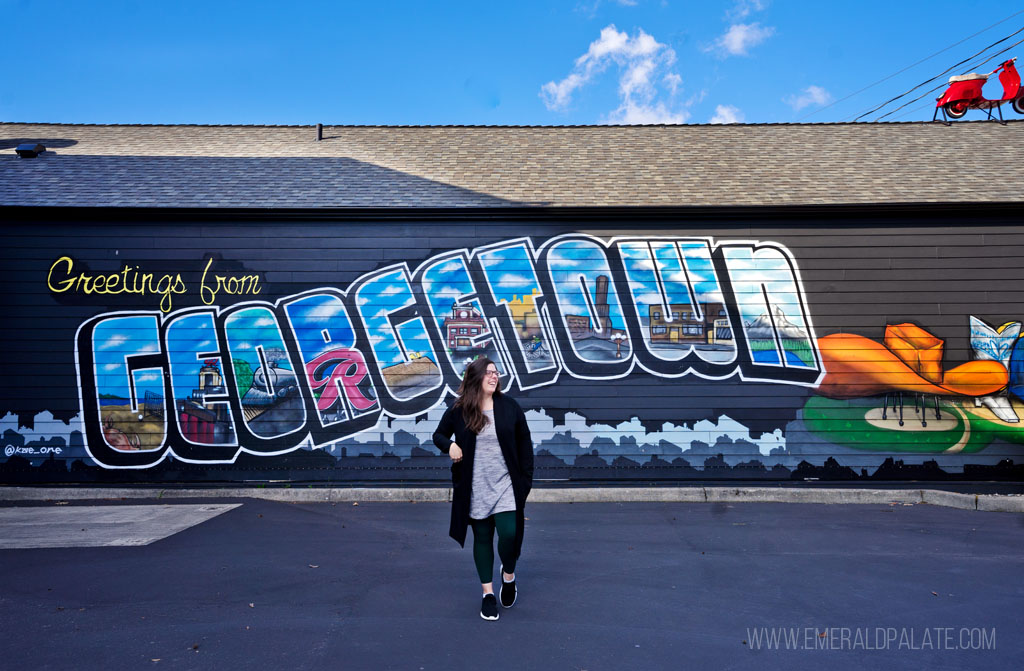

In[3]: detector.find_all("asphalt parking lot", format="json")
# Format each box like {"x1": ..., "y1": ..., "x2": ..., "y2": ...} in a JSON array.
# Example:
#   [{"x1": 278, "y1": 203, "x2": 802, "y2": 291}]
[{"x1": 1, "y1": 498, "x2": 1021, "y2": 670}]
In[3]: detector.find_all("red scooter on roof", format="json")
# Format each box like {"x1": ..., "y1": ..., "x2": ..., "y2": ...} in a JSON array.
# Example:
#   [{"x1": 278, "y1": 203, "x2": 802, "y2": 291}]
[{"x1": 935, "y1": 57, "x2": 1024, "y2": 121}]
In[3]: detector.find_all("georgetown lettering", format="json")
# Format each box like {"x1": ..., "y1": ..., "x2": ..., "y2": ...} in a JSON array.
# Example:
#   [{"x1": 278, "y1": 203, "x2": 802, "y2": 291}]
[{"x1": 75, "y1": 234, "x2": 823, "y2": 468}]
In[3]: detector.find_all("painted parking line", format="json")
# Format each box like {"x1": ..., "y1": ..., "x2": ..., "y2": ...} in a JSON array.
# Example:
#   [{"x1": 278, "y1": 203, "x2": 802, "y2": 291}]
[{"x1": 0, "y1": 504, "x2": 242, "y2": 549}]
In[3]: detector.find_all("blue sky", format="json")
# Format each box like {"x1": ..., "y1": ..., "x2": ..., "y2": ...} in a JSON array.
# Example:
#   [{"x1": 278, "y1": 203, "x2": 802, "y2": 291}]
[
  {"x1": 166, "y1": 312, "x2": 219, "y2": 402},
  {"x1": 354, "y1": 270, "x2": 435, "y2": 367},
  {"x1": 478, "y1": 244, "x2": 545, "y2": 308},
  {"x1": 93, "y1": 315, "x2": 163, "y2": 401},
  {"x1": 5, "y1": 1, "x2": 1023, "y2": 125},
  {"x1": 285, "y1": 294, "x2": 357, "y2": 369}
]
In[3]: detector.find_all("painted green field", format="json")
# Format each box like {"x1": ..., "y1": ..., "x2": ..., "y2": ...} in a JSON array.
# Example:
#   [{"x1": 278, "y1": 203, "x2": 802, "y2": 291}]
[
  {"x1": 749, "y1": 338, "x2": 816, "y2": 367},
  {"x1": 801, "y1": 396, "x2": 983, "y2": 453}
]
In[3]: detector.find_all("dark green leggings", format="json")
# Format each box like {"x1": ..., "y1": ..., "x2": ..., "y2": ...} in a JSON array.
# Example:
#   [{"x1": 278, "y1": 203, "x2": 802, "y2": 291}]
[{"x1": 470, "y1": 511, "x2": 517, "y2": 583}]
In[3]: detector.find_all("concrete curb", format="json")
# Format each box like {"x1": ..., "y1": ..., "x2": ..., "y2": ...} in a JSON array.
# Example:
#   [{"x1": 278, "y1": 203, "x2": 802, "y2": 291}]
[
  {"x1": 1, "y1": 486, "x2": 1022, "y2": 511},
  {"x1": 0, "y1": 487, "x2": 452, "y2": 503},
  {"x1": 919, "y1": 489, "x2": 977, "y2": 511},
  {"x1": 977, "y1": 495, "x2": 1024, "y2": 513},
  {"x1": 528, "y1": 487, "x2": 707, "y2": 503},
  {"x1": 702, "y1": 487, "x2": 921, "y2": 505}
]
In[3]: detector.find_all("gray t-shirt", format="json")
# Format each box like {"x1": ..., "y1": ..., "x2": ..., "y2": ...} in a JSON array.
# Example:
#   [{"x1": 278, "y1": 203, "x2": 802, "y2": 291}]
[{"x1": 470, "y1": 409, "x2": 516, "y2": 519}]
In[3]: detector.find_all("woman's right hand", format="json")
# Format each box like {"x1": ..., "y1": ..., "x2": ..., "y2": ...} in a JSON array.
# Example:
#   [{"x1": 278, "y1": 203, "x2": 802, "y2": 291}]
[{"x1": 449, "y1": 443, "x2": 463, "y2": 462}]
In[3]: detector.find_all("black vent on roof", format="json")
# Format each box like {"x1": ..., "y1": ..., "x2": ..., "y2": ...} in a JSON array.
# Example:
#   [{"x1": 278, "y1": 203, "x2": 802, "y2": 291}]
[{"x1": 15, "y1": 143, "x2": 45, "y2": 158}]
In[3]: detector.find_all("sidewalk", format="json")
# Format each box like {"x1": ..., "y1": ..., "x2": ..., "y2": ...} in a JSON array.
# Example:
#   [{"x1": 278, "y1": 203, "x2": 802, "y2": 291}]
[{"x1": 1, "y1": 496, "x2": 1021, "y2": 669}]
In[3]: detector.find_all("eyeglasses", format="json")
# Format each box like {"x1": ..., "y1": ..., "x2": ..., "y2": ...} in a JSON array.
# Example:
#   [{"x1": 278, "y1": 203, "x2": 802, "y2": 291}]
[{"x1": 484, "y1": 369, "x2": 500, "y2": 378}]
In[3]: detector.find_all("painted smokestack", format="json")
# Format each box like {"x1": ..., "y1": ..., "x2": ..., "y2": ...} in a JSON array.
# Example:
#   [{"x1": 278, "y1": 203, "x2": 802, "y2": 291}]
[{"x1": 595, "y1": 275, "x2": 611, "y2": 337}]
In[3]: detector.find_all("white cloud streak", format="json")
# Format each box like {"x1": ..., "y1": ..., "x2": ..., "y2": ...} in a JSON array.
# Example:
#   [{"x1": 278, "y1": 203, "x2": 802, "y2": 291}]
[
  {"x1": 726, "y1": 0, "x2": 765, "y2": 20},
  {"x1": 100, "y1": 334, "x2": 127, "y2": 350},
  {"x1": 709, "y1": 104, "x2": 744, "y2": 124},
  {"x1": 784, "y1": 85, "x2": 832, "y2": 111},
  {"x1": 711, "y1": 22, "x2": 774, "y2": 56},
  {"x1": 664, "y1": 72, "x2": 682, "y2": 95}
]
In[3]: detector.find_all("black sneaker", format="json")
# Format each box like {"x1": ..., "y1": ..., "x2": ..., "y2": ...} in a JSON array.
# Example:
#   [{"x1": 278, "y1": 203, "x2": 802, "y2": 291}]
[
  {"x1": 480, "y1": 593, "x2": 499, "y2": 621},
  {"x1": 499, "y1": 567, "x2": 517, "y2": 608}
]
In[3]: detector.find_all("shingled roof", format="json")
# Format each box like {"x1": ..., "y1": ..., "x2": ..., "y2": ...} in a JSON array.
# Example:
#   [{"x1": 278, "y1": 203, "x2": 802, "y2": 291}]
[{"x1": 1, "y1": 121, "x2": 1022, "y2": 208}]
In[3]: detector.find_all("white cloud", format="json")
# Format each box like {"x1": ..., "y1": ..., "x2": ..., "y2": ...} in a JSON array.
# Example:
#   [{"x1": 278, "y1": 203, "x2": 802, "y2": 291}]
[
  {"x1": 664, "y1": 72, "x2": 682, "y2": 95},
  {"x1": 301, "y1": 301, "x2": 347, "y2": 323},
  {"x1": 541, "y1": 24, "x2": 688, "y2": 124},
  {"x1": 696, "y1": 288, "x2": 725, "y2": 304},
  {"x1": 634, "y1": 291, "x2": 670, "y2": 306},
  {"x1": 709, "y1": 104, "x2": 744, "y2": 124},
  {"x1": 546, "y1": 249, "x2": 582, "y2": 267},
  {"x1": 575, "y1": 0, "x2": 639, "y2": 16},
  {"x1": 497, "y1": 272, "x2": 534, "y2": 288},
  {"x1": 784, "y1": 85, "x2": 832, "y2": 111},
  {"x1": 608, "y1": 101, "x2": 688, "y2": 124},
  {"x1": 478, "y1": 255, "x2": 505, "y2": 269},
  {"x1": 726, "y1": 0, "x2": 765, "y2": 20},
  {"x1": 681, "y1": 244, "x2": 712, "y2": 261},
  {"x1": 665, "y1": 269, "x2": 696, "y2": 284},
  {"x1": 711, "y1": 22, "x2": 774, "y2": 56},
  {"x1": 627, "y1": 257, "x2": 658, "y2": 271},
  {"x1": 686, "y1": 89, "x2": 709, "y2": 107},
  {"x1": 429, "y1": 285, "x2": 467, "y2": 302},
  {"x1": 100, "y1": 334, "x2": 127, "y2": 350},
  {"x1": 620, "y1": 57, "x2": 657, "y2": 98},
  {"x1": 541, "y1": 73, "x2": 587, "y2": 111}
]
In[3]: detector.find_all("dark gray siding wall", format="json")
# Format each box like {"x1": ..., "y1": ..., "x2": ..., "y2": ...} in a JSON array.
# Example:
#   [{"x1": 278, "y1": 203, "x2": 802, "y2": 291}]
[{"x1": 2, "y1": 213, "x2": 1023, "y2": 483}]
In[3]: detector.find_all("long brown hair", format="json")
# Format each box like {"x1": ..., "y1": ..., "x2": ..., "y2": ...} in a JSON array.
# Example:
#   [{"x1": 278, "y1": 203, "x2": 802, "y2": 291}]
[{"x1": 454, "y1": 357, "x2": 501, "y2": 434}]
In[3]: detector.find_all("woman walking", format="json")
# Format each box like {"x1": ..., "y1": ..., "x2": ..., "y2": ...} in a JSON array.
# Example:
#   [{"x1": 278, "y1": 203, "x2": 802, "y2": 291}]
[{"x1": 432, "y1": 357, "x2": 534, "y2": 621}]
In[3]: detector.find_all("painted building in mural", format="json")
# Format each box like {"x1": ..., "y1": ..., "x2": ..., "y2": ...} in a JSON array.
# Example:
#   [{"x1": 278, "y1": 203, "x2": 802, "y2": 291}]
[{"x1": 2, "y1": 121, "x2": 1024, "y2": 483}]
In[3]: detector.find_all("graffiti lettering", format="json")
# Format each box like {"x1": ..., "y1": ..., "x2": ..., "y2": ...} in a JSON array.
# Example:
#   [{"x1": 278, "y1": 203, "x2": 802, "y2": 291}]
[
  {"x1": 306, "y1": 348, "x2": 376, "y2": 413},
  {"x1": 76, "y1": 233, "x2": 822, "y2": 468},
  {"x1": 200, "y1": 257, "x2": 262, "y2": 305},
  {"x1": 48, "y1": 256, "x2": 187, "y2": 312}
]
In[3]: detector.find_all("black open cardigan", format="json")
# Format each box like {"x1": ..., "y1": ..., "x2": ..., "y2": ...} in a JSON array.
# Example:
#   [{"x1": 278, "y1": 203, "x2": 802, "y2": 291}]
[{"x1": 432, "y1": 393, "x2": 534, "y2": 559}]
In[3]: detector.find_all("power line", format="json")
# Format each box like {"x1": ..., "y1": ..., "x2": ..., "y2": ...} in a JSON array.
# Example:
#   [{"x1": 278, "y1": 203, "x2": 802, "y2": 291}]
[
  {"x1": 847, "y1": 23, "x2": 1024, "y2": 121},
  {"x1": 866, "y1": 49, "x2": 1008, "y2": 122},
  {"x1": 885, "y1": 101, "x2": 933, "y2": 122},
  {"x1": 849, "y1": 24, "x2": 1024, "y2": 122},
  {"x1": 872, "y1": 35, "x2": 1024, "y2": 121},
  {"x1": 800, "y1": 9, "x2": 1024, "y2": 121}
]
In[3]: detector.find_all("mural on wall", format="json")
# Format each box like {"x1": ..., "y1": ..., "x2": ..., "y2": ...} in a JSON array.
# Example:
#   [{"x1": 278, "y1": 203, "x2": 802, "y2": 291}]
[
  {"x1": 804, "y1": 316, "x2": 1024, "y2": 456},
  {"x1": 2, "y1": 224, "x2": 1022, "y2": 481},
  {"x1": 63, "y1": 234, "x2": 821, "y2": 469}
]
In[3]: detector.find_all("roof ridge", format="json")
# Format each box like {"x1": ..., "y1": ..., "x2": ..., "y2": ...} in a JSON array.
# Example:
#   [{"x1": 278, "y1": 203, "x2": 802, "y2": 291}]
[{"x1": 3, "y1": 120, "x2": 1023, "y2": 129}]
